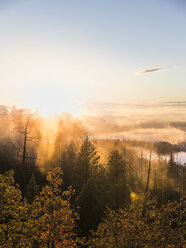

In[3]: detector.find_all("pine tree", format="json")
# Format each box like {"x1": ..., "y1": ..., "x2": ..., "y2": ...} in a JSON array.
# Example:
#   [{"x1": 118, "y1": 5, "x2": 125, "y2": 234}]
[
  {"x1": 77, "y1": 178, "x2": 103, "y2": 236},
  {"x1": 25, "y1": 173, "x2": 40, "y2": 203},
  {"x1": 60, "y1": 143, "x2": 77, "y2": 188},
  {"x1": 167, "y1": 153, "x2": 177, "y2": 180},
  {"x1": 73, "y1": 136, "x2": 100, "y2": 192},
  {"x1": 107, "y1": 149, "x2": 127, "y2": 209},
  {"x1": 165, "y1": 153, "x2": 179, "y2": 201}
]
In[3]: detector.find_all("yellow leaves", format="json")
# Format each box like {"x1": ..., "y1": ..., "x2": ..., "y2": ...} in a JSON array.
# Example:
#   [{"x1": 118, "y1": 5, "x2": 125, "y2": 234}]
[
  {"x1": 88, "y1": 194, "x2": 185, "y2": 248},
  {"x1": 27, "y1": 167, "x2": 82, "y2": 247},
  {"x1": 0, "y1": 168, "x2": 83, "y2": 247},
  {"x1": 130, "y1": 192, "x2": 138, "y2": 202}
]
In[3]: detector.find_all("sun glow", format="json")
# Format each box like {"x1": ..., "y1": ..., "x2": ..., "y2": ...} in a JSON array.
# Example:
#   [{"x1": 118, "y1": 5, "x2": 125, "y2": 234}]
[
  {"x1": 37, "y1": 100, "x2": 83, "y2": 116},
  {"x1": 19, "y1": 80, "x2": 84, "y2": 116}
]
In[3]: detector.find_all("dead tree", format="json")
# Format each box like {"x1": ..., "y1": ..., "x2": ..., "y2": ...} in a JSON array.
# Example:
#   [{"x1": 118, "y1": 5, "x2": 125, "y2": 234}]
[
  {"x1": 17, "y1": 121, "x2": 39, "y2": 191},
  {"x1": 140, "y1": 150, "x2": 143, "y2": 189},
  {"x1": 145, "y1": 151, "x2": 152, "y2": 193},
  {"x1": 142, "y1": 150, "x2": 152, "y2": 217},
  {"x1": 154, "y1": 156, "x2": 158, "y2": 196}
]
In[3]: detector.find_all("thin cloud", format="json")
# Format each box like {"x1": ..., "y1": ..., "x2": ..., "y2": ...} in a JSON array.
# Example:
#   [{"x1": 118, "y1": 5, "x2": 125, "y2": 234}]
[{"x1": 136, "y1": 68, "x2": 166, "y2": 75}]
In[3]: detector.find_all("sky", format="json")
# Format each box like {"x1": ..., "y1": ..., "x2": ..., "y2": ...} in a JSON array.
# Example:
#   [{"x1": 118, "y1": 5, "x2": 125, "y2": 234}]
[{"x1": 0, "y1": 0, "x2": 186, "y2": 115}]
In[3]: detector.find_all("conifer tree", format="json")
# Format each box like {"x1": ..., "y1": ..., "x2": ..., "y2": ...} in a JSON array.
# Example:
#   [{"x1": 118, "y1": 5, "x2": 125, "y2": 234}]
[
  {"x1": 77, "y1": 178, "x2": 103, "y2": 236},
  {"x1": 165, "y1": 153, "x2": 179, "y2": 201},
  {"x1": 107, "y1": 149, "x2": 127, "y2": 209},
  {"x1": 60, "y1": 143, "x2": 77, "y2": 187},
  {"x1": 74, "y1": 136, "x2": 100, "y2": 192},
  {"x1": 25, "y1": 173, "x2": 40, "y2": 203}
]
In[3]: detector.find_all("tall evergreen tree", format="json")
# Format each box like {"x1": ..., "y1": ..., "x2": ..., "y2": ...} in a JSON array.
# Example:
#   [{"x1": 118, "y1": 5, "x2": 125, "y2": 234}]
[
  {"x1": 60, "y1": 143, "x2": 77, "y2": 188},
  {"x1": 77, "y1": 178, "x2": 103, "y2": 236},
  {"x1": 25, "y1": 174, "x2": 40, "y2": 203},
  {"x1": 167, "y1": 153, "x2": 176, "y2": 180},
  {"x1": 73, "y1": 136, "x2": 100, "y2": 193},
  {"x1": 107, "y1": 149, "x2": 128, "y2": 209},
  {"x1": 165, "y1": 153, "x2": 179, "y2": 202}
]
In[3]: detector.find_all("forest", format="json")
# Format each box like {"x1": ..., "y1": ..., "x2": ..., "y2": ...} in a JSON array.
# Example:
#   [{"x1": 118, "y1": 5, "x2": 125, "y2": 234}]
[{"x1": 0, "y1": 106, "x2": 185, "y2": 247}]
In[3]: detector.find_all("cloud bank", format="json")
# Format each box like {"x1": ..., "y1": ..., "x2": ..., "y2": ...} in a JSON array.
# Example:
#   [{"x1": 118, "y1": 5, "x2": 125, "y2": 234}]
[{"x1": 81, "y1": 101, "x2": 186, "y2": 143}]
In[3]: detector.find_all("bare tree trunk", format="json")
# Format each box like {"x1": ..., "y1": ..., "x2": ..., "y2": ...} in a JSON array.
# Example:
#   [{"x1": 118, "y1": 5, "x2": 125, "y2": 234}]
[
  {"x1": 18, "y1": 120, "x2": 39, "y2": 193},
  {"x1": 22, "y1": 122, "x2": 28, "y2": 189},
  {"x1": 145, "y1": 151, "x2": 152, "y2": 193},
  {"x1": 140, "y1": 150, "x2": 143, "y2": 189},
  {"x1": 142, "y1": 151, "x2": 152, "y2": 217},
  {"x1": 154, "y1": 156, "x2": 158, "y2": 196}
]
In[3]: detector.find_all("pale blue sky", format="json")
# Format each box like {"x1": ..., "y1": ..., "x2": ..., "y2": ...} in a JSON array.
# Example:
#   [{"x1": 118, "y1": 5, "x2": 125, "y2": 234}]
[{"x1": 0, "y1": 0, "x2": 186, "y2": 114}]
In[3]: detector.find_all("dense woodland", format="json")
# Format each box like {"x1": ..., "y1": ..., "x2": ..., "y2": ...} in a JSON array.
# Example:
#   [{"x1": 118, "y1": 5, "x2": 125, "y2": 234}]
[{"x1": 0, "y1": 106, "x2": 185, "y2": 247}]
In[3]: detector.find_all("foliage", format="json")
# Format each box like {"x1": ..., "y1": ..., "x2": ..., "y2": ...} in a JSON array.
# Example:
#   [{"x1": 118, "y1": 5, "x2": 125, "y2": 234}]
[
  {"x1": 25, "y1": 174, "x2": 40, "y2": 203},
  {"x1": 60, "y1": 143, "x2": 77, "y2": 187},
  {"x1": 73, "y1": 136, "x2": 101, "y2": 193},
  {"x1": 0, "y1": 130, "x2": 185, "y2": 246},
  {"x1": 29, "y1": 167, "x2": 82, "y2": 247},
  {"x1": 88, "y1": 193, "x2": 185, "y2": 248},
  {"x1": 77, "y1": 178, "x2": 104, "y2": 236},
  {"x1": 107, "y1": 149, "x2": 128, "y2": 209},
  {"x1": 0, "y1": 168, "x2": 83, "y2": 247},
  {"x1": 0, "y1": 170, "x2": 30, "y2": 247}
]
